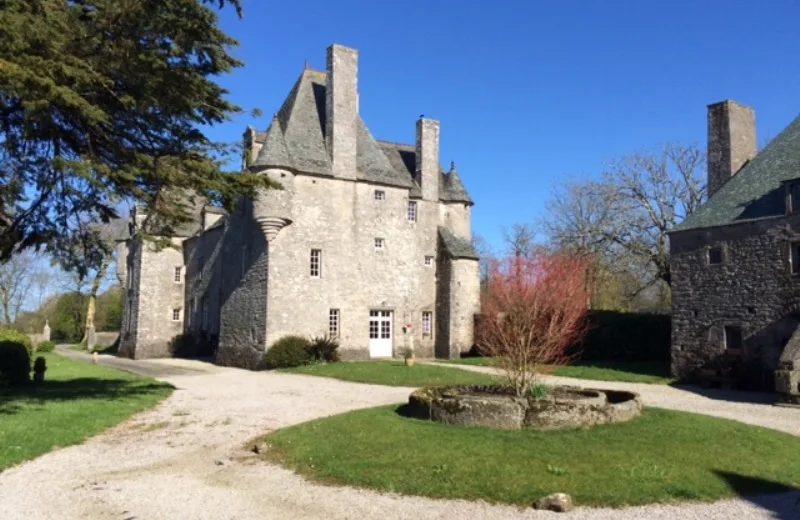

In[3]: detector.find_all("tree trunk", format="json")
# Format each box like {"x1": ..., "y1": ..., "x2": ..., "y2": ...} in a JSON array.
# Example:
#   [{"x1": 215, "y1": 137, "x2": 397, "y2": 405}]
[{"x1": 81, "y1": 259, "x2": 109, "y2": 343}]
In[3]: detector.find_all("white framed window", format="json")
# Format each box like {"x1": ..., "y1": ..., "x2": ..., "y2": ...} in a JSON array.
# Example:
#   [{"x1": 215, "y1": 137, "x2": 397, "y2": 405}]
[
  {"x1": 174, "y1": 266, "x2": 182, "y2": 283},
  {"x1": 329, "y1": 309, "x2": 340, "y2": 339},
  {"x1": 407, "y1": 201, "x2": 417, "y2": 222},
  {"x1": 422, "y1": 311, "x2": 433, "y2": 337},
  {"x1": 424, "y1": 255, "x2": 434, "y2": 267},
  {"x1": 374, "y1": 190, "x2": 386, "y2": 201},
  {"x1": 310, "y1": 249, "x2": 321, "y2": 277},
  {"x1": 172, "y1": 308, "x2": 181, "y2": 322},
  {"x1": 374, "y1": 238, "x2": 385, "y2": 251}
]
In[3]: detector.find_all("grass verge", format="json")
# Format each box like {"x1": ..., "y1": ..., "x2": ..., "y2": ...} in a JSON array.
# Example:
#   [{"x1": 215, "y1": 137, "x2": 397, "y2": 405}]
[
  {"x1": 442, "y1": 358, "x2": 674, "y2": 384},
  {"x1": 264, "y1": 405, "x2": 800, "y2": 507},
  {"x1": 0, "y1": 353, "x2": 172, "y2": 471},
  {"x1": 280, "y1": 360, "x2": 498, "y2": 387}
]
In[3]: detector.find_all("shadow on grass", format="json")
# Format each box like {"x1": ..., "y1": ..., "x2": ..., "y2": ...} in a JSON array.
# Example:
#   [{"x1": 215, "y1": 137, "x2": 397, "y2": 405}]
[
  {"x1": 0, "y1": 378, "x2": 171, "y2": 415},
  {"x1": 713, "y1": 470, "x2": 800, "y2": 519}
]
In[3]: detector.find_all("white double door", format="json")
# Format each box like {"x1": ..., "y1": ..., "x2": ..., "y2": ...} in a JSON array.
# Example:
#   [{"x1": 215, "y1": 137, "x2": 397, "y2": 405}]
[{"x1": 369, "y1": 310, "x2": 393, "y2": 358}]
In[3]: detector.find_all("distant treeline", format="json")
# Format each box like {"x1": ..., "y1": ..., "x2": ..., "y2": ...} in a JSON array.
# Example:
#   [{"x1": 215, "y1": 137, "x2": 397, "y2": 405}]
[{"x1": 15, "y1": 287, "x2": 122, "y2": 342}]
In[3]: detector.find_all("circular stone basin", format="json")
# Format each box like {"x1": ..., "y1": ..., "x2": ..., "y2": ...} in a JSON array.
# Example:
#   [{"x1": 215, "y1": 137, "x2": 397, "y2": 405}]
[{"x1": 408, "y1": 385, "x2": 642, "y2": 431}]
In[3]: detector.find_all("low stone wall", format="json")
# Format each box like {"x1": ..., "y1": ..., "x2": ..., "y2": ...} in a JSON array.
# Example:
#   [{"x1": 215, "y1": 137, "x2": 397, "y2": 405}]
[{"x1": 409, "y1": 385, "x2": 642, "y2": 431}]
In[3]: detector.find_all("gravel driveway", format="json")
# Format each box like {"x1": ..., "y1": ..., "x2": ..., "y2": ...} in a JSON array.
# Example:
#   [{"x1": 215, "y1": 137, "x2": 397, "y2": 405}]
[{"x1": 1, "y1": 354, "x2": 798, "y2": 520}]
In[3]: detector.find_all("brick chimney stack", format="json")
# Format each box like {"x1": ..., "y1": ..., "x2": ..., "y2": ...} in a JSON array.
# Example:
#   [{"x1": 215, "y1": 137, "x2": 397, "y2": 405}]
[{"x1": 707, "y1": 100, "x2": 757, "y2": 199}]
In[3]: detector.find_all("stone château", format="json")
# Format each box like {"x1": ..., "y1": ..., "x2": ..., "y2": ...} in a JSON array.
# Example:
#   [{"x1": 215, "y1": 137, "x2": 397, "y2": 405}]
[
  {"x1": 116, "y1": 43, "x2": 480, "y2": 368},
  {"x1": 670, "y1": 100, "x2": 800, "y2": 404}
]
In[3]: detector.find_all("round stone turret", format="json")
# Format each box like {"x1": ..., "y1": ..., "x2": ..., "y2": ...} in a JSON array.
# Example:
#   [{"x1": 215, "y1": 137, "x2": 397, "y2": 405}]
[{"x1": 250, "y1": 115, "x2": 296, "y2": 241}]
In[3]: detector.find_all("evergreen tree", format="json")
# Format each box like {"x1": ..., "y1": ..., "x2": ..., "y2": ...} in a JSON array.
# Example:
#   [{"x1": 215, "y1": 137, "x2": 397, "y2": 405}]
[{"x1": 0, "y1": 0, "x2": 271, "y2": 267}]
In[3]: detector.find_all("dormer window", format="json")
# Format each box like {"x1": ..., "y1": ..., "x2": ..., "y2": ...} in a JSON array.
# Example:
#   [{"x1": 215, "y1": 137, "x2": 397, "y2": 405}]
[{"x1": 787, "y1": 182, "x2": 800, "y2": 214}]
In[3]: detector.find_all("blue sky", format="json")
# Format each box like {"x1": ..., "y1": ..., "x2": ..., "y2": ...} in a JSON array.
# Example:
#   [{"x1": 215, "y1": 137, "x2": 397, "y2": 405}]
[{"x1": 206, "y1": 0, "x2": 800, "y2": 251}]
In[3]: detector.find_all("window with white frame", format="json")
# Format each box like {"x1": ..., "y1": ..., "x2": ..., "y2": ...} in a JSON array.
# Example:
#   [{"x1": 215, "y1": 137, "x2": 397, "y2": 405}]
[
  {"x1": 172, "y1": 308, "x2": 181, "y2": 322},
  {"x1": 374, "y1": 238, "x2": 385, "y2": 250},
  {"x1": 422, "y1": 311, "x2": 433, "y2": 337},
  {"x1": 374, "y1": 190, "x2": 385, "y2": 201},
  {"x1": 329, "y1": 309, "x2": 340, "y2": 339},
  {"x1": 424, "y1": 255, "x2": 434, "y2": 267},
  {"x1": 407, "y1": 201, "x2": 417, "y2": 222},
  {"x1": 174, "y1": 266, "x2": 182, "y2": 283},
  {"x1": 310, "y1": 249, "x2": 321, "y2": 277}
]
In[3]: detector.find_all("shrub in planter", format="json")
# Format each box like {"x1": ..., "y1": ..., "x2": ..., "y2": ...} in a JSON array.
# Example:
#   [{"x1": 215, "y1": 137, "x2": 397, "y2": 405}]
[
  {"x1": 308, "y1": 335, "x2": 340, "y2": 363},
  {"x1": 0, "y1": 328, "x2": 33, "y2": 353},
  {"x1": 0, "y1": 339, "x2": 31, "y2": 386},
  {"x1": 33, "y1": 356, "x2": 47, "y2": 383},
  {"x1": 36, "y1": 340, "x2": 56, "y2": 353},
  {"x1": 265, "y1": 335, "x2": 311, "y2": 369}
]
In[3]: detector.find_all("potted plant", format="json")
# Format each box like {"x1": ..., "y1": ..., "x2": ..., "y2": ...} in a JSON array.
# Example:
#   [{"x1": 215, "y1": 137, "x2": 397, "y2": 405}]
[
  {"x1": 402, "y1": 347, "x2": 415, "y2": 367},
  {"x1": 33, "y1": 356, "x2": 47, "y2": 384}
]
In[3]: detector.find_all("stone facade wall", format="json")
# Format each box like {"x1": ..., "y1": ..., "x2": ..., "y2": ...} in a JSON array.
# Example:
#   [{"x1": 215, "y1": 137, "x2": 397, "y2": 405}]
[
  {"x1": 215, "y1": 203, "x2": 270, "y2": 369},
  {"x1": 671, "y1": 215, "x2": 800, "y2": 389},
  {"x1": 440, "y1": 203, "x2": 472, "y2": 240},
  {"x1": 447, "y1": 258, "x2": 480, "y2": 356},
  {"x1": 119, "y1": 237, "x2": 185, "y2": 359},
  {"x1": 183, "y1": 224, "x2": 225, "y2": 338},
  {"x1": 264, "y1": 175, "x2": 441, "y2": 359}
]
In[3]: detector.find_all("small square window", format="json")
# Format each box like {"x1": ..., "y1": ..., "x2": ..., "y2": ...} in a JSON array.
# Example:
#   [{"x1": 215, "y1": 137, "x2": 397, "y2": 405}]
[
  {"x1": 407, "y1": 201, "x2": 417, "y2": 222},
  {"x1": 374, "y1": 238, "x2": 385, "y2": 250},
  {"x1": 374, "y1": 190, "x2": 385, "y2": 201},
  {"x1": 424, "y1": 256, "x2": 434, "y2": 267},
  {"x1": 329, "y1": 309, "x2": 340, "y2": 339},
  {"x1": 174, "y1": 266, "x2": 182, "y2": 283},
  {"x1": 791, "y1": 243, "x2": 800, "y2": 275},
  {"x1": 724, "y1": 325, "x2": 743, "y2": 350},
  {"x1": 172, "y1": 308, "x2": 181, "y2": 322},
  {"x1": 310, "y1": 249, "x2": 321, "y2": 277},
  {"x1": 708, "y1": 246, "x2": 723, "y2": 265}
]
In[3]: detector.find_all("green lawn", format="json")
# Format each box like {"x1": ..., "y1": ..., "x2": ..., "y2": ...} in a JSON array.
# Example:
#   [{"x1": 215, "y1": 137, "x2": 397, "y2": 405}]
[
  {"x1": 264, "y1": 405, "x2": 800, "y2": 507},
  {"x1": 281, "y1": 361, "x2": 498, "y2": 387},
  {"x1": 0, "y1": 353, "x2": 172, "y2": 471},
  {"x1": 442, "y1": 358, "x2": 674, "y2": 384}
]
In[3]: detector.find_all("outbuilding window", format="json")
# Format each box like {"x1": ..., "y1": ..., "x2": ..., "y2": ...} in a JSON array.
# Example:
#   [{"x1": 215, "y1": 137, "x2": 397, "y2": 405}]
[
  {"x1": 708, "y1": 246, "x2": 723, "y2": 265},
  {"x1": 724, "y1": 325, "x2": 743, "y2": 351}
]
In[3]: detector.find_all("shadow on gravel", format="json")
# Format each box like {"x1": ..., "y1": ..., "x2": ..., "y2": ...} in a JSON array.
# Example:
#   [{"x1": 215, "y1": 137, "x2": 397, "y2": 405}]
[
  {"x1": 714, "y1": 470, "x2": 800, "y2": 519},
  {"x1": 669, "y1": 384, "x2": 778, "y2": 405},
  {"x1": 0, "y1": 378, "x2": 171, "y2": 415}
]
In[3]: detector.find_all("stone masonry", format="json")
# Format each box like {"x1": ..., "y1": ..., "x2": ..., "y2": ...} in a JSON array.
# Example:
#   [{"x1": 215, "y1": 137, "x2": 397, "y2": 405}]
[
  {"x1": 118, "y1": 43, "x2": 480, "y2": 368},
  {"x1": 670, "y1": 100, "x2": 800, "y2": 400}
]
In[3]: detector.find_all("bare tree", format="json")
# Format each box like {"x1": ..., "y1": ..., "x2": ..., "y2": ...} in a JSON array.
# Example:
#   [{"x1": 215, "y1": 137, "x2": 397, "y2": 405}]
[
  {"x1": 0, "y1": 250, "x2": 38, "y2": 325},
  {"x1": 472, "y1": 234, "x2": 495, "y2": 286},
  {"x1": 501, "y1": 223, "x2": 537, "y2": 259},
  {"x1": 542, "y1": 143, "x2": 705, "y2": 305}
]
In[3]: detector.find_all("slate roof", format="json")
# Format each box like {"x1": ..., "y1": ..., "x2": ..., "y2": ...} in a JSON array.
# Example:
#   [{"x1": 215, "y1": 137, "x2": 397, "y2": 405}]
[
  {"x1": 253, "y1": 69, "x2": 472, "y2": 204},
  {"x1": 673, "y1": 114, "x2": 800, "y2": 233},
  {"x1": 438, "y1": 226, "x2": 479, "y2": 260}
]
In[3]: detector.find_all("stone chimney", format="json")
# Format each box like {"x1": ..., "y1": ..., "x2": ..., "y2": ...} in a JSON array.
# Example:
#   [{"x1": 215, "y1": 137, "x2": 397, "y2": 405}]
[
  {"x1": 707, "y1": 100, "x2": 757, "y2": 199},
  {"x1": 325, "y1": 44, "x2": 359, "y2": 180},
  {"x1": 416, "y1": 118, "x2": 440, "y2": 201}
]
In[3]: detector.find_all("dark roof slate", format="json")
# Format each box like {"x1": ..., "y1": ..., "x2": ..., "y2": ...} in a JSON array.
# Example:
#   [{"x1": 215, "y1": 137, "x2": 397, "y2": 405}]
[
  {"x1": 674, "y1": 114, "x2": 800, "y2": 232},
  {"x1": 253, "y1": 70, "x2": 473, "y2": 203},
  {"x1": 438, "y1": 226, "x2": 479, "y2": 260}
]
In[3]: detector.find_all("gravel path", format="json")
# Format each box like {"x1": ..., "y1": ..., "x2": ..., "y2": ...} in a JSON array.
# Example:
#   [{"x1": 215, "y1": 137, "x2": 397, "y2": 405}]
[{"x1": 0, "y1": 354, "x2": 798, "y2": 520}]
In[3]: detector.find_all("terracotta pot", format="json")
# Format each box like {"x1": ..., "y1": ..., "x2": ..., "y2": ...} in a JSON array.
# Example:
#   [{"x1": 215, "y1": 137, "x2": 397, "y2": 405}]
[{"x1": 405, "y1": 357, "x2": 415, "y2": 367}]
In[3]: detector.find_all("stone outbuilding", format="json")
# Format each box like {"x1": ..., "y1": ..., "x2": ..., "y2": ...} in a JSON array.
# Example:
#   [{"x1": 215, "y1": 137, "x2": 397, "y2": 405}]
[
  {"x1": 670, "y1": 100, "x2": 800, "y2": 403},
  {"x1": 117, "y1": 43, "x2": 480, "y2": 367}
]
